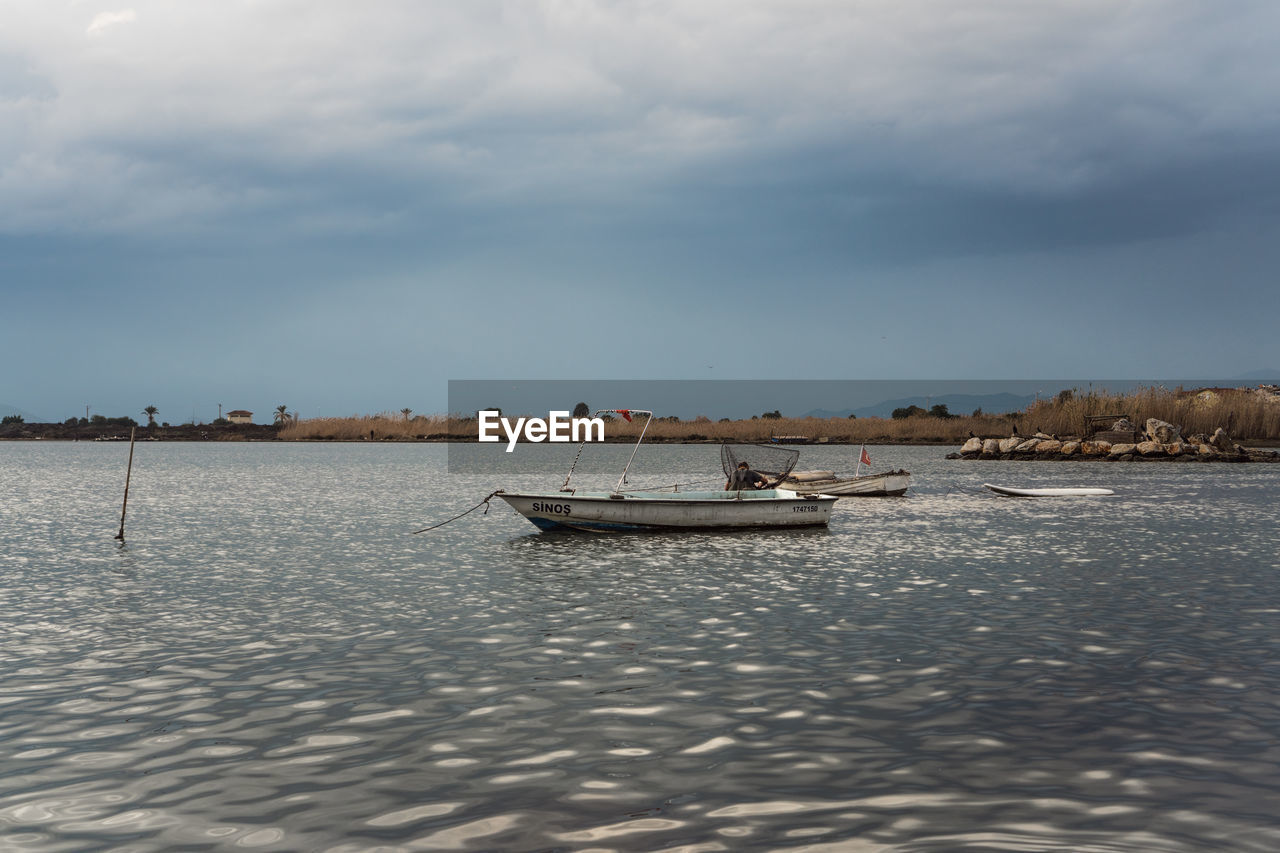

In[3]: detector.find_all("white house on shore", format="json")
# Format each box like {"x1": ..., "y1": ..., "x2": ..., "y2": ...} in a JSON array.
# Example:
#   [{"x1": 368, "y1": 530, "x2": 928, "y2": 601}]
[{"x1": 227, "y1": 410, "x2": 253, "y2": 424}]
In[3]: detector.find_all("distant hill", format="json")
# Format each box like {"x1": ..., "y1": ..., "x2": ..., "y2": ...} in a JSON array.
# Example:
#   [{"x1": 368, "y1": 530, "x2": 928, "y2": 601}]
[
  {"x1": 1234, "y1": 370, "x2": 1279, "y2": 381},
  {"x1": 0, "y1": 403, "x2": 48, "y2": 422},
  {"x1": 806, "y1": 392, "x2": 1036, "y2": 420}
]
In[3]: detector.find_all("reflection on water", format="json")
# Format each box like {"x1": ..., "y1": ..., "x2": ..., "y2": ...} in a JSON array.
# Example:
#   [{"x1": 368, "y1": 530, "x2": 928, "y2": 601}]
[{"x1": 2, "y1": 442, "x2": 1279, "y2": 851}]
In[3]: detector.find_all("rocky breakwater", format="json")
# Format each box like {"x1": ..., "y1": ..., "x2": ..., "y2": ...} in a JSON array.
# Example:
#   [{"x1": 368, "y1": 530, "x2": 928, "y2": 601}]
[{"x1": 948, "y1": 418, "x2": 1279, "y2": 463}]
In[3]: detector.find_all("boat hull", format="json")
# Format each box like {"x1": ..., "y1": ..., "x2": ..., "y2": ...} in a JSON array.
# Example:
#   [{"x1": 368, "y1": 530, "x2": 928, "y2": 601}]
[
  {"x1": 496, "y1": 489, "x2": 837, "y2": 532},
  {"x1": 779, "y1": 471, "x2": 910, "y2": 497},
  {"x1": 984, "y1": 483, "x2": 1114, "y2": 497}
]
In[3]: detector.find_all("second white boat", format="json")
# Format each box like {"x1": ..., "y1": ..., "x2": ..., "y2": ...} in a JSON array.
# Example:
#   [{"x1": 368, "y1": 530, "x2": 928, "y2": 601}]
[
  {"x1": 722, "y1": 443, "x2": 911, "y2": 498},
  {"x1": 777, "y1": 469, "x2": 911, "y2": 497}
]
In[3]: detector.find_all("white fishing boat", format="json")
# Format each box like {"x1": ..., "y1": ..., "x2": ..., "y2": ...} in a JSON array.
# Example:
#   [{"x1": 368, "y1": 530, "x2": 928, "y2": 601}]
[
  {"x1": 497, "y1": 488, "x2": 835, "y2": 532},
  {"x1": 984, "y1": 483, "x2": 1115, "y2": 497},
  {"x1": 496, "y1": 410, "x2": 837, "y2": 533},
  {"x1": 724, "y1": 443, "x2": 910, "y2": 498}
]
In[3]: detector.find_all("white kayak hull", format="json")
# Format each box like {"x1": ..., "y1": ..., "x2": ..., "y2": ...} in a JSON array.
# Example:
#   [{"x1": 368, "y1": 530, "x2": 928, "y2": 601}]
[
  {"x1": 984, "y1": 483, "x2": 1115, "y2": 497},
  {"x1": 497, "y1": 489, "x2": 837, "y2": 532},
  {"x1": 779, "y1": 470, "x2": 910, "y2": 497}
]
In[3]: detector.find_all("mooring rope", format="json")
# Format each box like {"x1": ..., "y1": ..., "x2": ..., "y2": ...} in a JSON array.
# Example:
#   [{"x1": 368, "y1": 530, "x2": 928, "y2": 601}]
[
  {"x1": 941, "y1": 483, "x2": 990, "y2": 497},
  {"x1": 412, "y1": 490, "x2": 502, "y2": 534}
]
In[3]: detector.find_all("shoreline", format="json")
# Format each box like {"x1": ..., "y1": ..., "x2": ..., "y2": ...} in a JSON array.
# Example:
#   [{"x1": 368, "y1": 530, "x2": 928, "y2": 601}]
[
  {"x1": 3, "y1": 428, "x2": 1276, "y2": 449},
  {"x1": 0, "y1": 429, "x2": 960, "y2": 446},
  {"x1": 7, "y1": 388, "x2": 1280, "y2": 448}
]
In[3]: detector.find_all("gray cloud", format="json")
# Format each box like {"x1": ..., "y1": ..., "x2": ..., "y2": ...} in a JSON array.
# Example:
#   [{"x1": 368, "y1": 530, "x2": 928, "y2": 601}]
[{"x1": 4, "y1": 1, "x2": 1279, "y2": 242}]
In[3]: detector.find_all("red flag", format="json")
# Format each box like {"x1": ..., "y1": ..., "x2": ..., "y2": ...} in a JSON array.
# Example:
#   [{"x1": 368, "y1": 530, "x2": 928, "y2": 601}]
[
  {"x1": 616, "y1": 409, "x2": 632, "y2": 422},
  {"x1": 860, "y1": 446, "x2": 872, "y2": 466}
]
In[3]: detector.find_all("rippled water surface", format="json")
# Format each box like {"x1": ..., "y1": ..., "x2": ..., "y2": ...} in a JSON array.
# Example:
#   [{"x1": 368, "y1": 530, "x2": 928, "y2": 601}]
[{"x1": 3, "y1": 441, "x2": 1279, "y2": 852}]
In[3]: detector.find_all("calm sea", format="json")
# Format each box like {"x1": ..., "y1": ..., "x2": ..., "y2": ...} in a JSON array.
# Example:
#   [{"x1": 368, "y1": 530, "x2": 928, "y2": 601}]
[{"x1": 2, "y1": 441, "x2": 1279, "y2": 852}]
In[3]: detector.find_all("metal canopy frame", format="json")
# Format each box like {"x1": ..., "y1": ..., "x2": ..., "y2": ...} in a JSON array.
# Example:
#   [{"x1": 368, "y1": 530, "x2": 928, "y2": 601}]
[{"x1": 559, "y1": 409, "x2": 654, "y2": 495}]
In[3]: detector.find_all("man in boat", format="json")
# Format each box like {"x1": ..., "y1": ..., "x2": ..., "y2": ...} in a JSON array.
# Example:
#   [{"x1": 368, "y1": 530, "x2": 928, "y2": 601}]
[{"x1": 726, "y1": 461, "x2": 767, "y2": 491}]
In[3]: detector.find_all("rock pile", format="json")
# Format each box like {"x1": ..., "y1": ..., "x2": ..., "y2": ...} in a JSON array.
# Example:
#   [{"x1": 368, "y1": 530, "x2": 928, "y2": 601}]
[{"x1": 948, "y1": 418, "x2": 1278, "y2": 463}]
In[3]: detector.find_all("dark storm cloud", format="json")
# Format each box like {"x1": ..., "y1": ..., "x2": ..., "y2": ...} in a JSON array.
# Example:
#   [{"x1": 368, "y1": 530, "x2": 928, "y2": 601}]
[{"x1": 2, "y1": 2, "x2": 1278, "y2": 417}]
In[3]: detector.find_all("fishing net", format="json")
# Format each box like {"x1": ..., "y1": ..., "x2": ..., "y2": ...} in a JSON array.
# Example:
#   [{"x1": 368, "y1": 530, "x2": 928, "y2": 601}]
[{"x1": 720, "y1": 443, "x2": 800, "y2": 487}]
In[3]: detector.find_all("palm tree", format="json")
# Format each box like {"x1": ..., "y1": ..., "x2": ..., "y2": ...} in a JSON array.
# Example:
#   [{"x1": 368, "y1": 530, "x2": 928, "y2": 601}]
[
  {"x1": 143, "y1": 405, "x2": 158, "y2": 428},
  {"x1": 274, "y1": 405, "x2": 289, "y2": 426},
  {"x1": 401, "y1": 408, "x2": 413, "y2": 421}
]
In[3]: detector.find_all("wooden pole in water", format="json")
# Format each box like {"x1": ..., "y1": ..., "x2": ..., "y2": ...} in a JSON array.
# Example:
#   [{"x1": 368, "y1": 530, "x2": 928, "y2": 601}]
[{"x1": 115, "y1": 427, "x2": 136, "y2": 541}]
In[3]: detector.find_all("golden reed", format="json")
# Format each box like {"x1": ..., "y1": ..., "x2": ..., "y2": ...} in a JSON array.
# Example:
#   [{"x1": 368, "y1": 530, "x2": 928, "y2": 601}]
[{"x1": 277, "y1": 388, "x2": 1280, "y2": 443}]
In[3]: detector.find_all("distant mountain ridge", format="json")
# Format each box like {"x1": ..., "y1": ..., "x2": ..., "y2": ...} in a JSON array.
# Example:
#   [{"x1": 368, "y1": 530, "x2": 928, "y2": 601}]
[{"x1": 806, "y1": 392, "x2": 1036, "y2": 419}]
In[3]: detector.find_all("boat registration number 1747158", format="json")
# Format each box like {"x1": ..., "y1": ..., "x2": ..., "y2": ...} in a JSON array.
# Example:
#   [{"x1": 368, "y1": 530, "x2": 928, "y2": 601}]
[
  {"x1": 792, "y1": 504, "x2": 819, "y2": 513},
  {"x1": 532, "y1": 502, "x2": 571, "y2": 514}
]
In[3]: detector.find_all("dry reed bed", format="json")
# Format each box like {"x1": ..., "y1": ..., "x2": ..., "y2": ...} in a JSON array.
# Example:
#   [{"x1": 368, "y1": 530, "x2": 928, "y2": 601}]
[
  {"x1": 276, "y1": 389, "x2": 1280, "y2": 443},
  {"x1": 277, "y1": 414, "x2": 451, "y2": 441},
  {"x1": 1022, "y1": 388, "x2": 1280, "y2": 440}
]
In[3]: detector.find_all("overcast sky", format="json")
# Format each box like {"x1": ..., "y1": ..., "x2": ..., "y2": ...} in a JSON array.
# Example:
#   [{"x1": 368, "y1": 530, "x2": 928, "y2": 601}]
[{"x1": 3, "y1": 1, "x2": 1278, "y2": 422}]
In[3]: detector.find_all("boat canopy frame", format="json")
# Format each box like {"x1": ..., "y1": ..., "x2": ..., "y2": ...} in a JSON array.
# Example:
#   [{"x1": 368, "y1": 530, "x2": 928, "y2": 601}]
[{"x1": 560, "y1": 409, "x2": 654, "y2": 495}]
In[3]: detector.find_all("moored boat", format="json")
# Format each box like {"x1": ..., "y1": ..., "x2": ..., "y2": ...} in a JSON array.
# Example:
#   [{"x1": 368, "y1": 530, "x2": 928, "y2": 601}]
[
  {"x1": 778, "y1": 469, "x2": 911, "y2": 497},
  {"x1": 497, "y1": 410, "x2": 837, "y2": 533},
  {"x1": 496, "y1": 488, "x2": 835, "y2": 532},
  {"x1": 723, "y1": 443, "x2": 911, "y2": 498},
  {"x1": 984, "y1": 483, "x2": 1114, "y2": 497}
]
